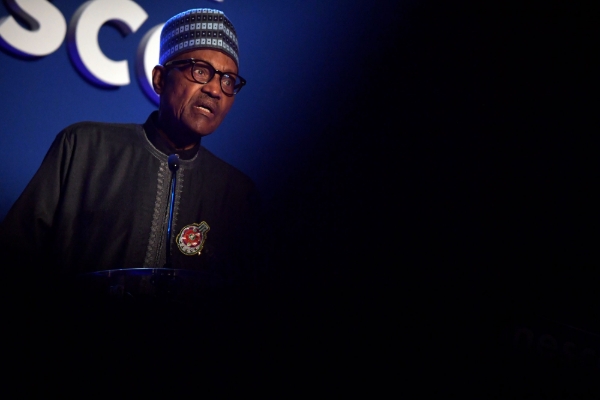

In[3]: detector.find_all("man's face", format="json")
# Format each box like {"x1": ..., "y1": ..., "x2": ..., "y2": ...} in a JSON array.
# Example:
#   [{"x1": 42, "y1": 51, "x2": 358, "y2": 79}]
[{"x1": 152, "y1": 49, "x2": 237, "y2": 139}]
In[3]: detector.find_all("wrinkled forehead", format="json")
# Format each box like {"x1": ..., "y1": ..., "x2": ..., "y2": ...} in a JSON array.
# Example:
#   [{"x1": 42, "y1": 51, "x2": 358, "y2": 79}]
[{"x1": 159, "y1": 9, "x2": 240, "y2": 68}]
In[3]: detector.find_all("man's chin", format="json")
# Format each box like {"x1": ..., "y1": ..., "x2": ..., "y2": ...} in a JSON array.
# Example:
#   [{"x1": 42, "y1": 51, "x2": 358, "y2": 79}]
[
  {"x1": 190, "y1": 128, "x2": 214, "y2": 138},
  {"x1": 179, "y1": 122, "x2": 214, "y2": 139},
  {"x1": 183, "y1": 119, "x2": 216, "y2": 137}
]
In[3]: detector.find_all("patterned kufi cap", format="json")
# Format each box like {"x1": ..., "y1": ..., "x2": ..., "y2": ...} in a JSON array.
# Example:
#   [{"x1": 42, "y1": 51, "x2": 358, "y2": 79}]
[{"x1": 159, "y1": 9, "x2": 239, "y2": 67}]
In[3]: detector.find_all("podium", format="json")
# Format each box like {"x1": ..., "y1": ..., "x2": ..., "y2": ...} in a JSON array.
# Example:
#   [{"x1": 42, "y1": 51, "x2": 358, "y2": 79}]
[
  {"x1": 73, "y1": 267, "x2": 223, "y2": 305},
  {"x1": 60, "y1": 267, "x2": 252, "y2": 333}
]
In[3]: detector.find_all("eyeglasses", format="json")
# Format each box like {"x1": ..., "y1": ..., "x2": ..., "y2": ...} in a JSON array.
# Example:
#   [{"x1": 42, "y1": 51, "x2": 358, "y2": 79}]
[{"x1": 163, "y1": 58, "x2": 246, "y2": 96}]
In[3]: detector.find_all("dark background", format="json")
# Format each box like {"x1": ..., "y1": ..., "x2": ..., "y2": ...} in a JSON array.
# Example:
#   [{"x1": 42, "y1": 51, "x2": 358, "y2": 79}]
[
  {"x1": 1, "y1": 0, "x2": 596, "y2": 396},
  {"x1": 266, "y1": 1, "x2": 597, "y2": 396}
]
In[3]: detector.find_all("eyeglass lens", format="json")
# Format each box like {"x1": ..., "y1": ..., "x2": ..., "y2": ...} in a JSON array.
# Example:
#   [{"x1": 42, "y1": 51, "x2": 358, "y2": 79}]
[{"x1": 191, "y1": 63, "x2": 240, "y2": 95}]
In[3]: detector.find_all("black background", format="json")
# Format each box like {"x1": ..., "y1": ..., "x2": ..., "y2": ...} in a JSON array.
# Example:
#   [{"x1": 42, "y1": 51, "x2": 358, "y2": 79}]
[{"x1": 262, "y1": 0, "x2": 597, "y2": 396}]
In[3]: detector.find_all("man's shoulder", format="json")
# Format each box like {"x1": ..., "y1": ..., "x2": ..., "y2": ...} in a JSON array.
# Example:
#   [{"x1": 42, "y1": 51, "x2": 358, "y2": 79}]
[
  {"x1": 198, "y1": 146, "x2": 255, "y2": 189},
  {"x1": 59, "y1": 120, "x2": 141, "y2": 143}
]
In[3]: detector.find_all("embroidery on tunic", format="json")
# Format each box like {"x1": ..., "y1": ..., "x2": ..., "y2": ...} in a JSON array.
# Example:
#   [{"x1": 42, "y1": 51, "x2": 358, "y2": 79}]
[{"x1": 144, "y1": 161, "x2": 169, "y2": 267}]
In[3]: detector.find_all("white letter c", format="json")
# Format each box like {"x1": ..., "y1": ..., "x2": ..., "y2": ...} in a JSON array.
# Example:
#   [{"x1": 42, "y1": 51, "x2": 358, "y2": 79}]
[{"x1": 67, "y1": 0, "x2": 147, "y2": 87}]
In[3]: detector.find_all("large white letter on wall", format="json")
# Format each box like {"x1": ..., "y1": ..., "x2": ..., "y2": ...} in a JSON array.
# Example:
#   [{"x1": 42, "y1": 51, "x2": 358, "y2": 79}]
[
  {"x1": 0, "y1": 0, "x2": 67, "y2": 57},
  {"x1": 67, "y1": 0, "x2": 147, "y2": 87},
  {"x1": 136, "y1": 23, "x2": 163, "y2": 105}
]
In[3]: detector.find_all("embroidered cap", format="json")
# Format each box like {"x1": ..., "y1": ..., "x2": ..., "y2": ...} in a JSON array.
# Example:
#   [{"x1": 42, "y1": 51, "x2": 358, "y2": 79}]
[{"x1": 159, "y1": 8, "x2": 240, "y2": 67}]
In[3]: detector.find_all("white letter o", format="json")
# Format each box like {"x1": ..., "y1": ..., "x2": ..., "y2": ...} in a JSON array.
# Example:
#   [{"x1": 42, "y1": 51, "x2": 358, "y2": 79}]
[{"x1": 136, "y1": 23, "x2": 163, "y2": 105}]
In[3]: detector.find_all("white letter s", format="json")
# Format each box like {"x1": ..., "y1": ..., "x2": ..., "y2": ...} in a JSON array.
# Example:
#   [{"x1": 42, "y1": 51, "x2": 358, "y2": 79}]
[{"x1": 0, "y1": 0, "x2": 67, "y2": 57}]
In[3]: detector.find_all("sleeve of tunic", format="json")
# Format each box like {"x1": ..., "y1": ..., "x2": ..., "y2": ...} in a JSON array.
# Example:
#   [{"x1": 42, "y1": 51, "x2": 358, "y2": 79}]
[{"x1": 0, "y1": 130, "x2": 72, "y2": 274}]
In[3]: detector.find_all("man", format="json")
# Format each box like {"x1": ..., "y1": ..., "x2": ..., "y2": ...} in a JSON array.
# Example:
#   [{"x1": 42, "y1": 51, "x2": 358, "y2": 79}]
[{"x1": 0, "y1": 9, "x2": 259, "y2": 284}]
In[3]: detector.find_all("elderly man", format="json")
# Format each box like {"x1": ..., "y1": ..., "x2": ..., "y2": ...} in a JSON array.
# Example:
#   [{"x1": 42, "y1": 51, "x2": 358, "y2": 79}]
[{"x1": 0, "y1": 9, "x2": 258, "y2": 283}]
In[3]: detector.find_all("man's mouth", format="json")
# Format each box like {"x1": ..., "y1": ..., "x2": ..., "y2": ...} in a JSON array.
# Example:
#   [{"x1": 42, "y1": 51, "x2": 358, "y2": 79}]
[
  {"x1": 195, "y1": 105, "x2": 212, "y2": 113},
  {"x1": 195, "y1": 102, "x2": 214, "y2": 114}
]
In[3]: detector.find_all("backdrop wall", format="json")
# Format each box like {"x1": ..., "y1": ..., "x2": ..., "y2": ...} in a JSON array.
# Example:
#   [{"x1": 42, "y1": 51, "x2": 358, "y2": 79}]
[{"x1": 0, "y1": 0, "x2": 408, "y2": 220}]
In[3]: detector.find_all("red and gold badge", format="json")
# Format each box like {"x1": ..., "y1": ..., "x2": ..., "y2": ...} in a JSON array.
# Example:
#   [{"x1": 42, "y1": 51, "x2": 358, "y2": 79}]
[{"x1": 176, "y1": 222, "x2": 210, "y2": 256}]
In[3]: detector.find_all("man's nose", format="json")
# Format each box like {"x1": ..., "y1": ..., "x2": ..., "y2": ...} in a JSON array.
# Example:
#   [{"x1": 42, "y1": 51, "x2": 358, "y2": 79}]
[{"x1": 201, "y1": 75, "x2": 222, "y2": 98}]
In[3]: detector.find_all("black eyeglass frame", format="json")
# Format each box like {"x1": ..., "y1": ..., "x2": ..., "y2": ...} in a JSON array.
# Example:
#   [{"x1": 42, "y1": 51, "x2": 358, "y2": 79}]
[{"x1": 163, "y1": 58, "x2": 246, "y2": 96}]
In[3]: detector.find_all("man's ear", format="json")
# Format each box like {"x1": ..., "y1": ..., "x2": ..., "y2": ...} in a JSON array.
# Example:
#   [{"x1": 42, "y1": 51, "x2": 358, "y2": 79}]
[{"x1": 152, "y1": 65, "x2": 166, "y2": 95}]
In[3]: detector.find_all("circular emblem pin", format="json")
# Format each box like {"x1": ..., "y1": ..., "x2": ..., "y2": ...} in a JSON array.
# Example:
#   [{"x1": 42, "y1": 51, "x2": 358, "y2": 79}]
[{"x1": 176, "y1": 222, "x2": 210, "y2": 256}]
